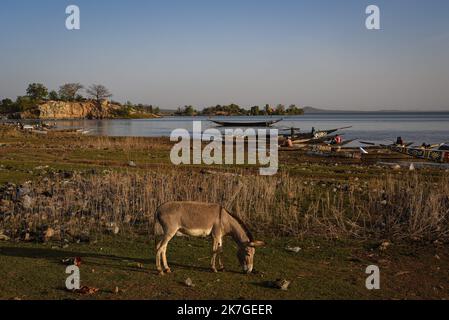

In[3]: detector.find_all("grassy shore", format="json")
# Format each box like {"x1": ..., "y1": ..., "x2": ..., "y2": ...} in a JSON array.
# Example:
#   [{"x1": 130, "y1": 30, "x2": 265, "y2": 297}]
[
  {"x1": 1, "y1": 126, "x2": 448, "y2": 299},
  {"x1": 1, "y1": 236, "x2": 448, "y2": 300}
]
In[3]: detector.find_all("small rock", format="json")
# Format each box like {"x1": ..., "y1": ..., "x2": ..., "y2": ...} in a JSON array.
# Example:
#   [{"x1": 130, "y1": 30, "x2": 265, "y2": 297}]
[
  {"x1": 435, "y1": 254, "x2": 441, "y2": 260},
  {"x1": 379, "y1": 241, "x2": 391, "y2": 251},
  {"x1": 286, "y1": 246, "x2": 301, "y2": 253},
  {"x1": 409, "y1": 163, "x2": 415, "y2": 171},
  {"x1": 114, "y1": 286, "x2": 119, "y2": 294},
  {"x1": 21, "y1": 195, "x2": 33, "y2": 209},
  {"x1": 274, "y1": 279, "x2": 290, "y2": 291},
  {"x1": 184, "y1": 278, "x2": 195, "y2": 287},
  {"x1": 128, "y1": 161, "x2": 137, "y2": 167}
]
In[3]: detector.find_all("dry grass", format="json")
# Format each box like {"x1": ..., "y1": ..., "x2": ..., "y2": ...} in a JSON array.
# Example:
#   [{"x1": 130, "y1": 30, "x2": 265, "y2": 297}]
[{"x1": 1, "y1": 169, "x2": 448, "y2": 242}]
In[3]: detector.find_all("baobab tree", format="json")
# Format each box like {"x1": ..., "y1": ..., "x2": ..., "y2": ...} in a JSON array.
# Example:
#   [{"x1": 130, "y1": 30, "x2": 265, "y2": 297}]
[
  {"x1": 59, "y1": 83, "x2": 84, "y2": 101},
  {"x1": 86, "y1": 84, "x2": 112, "y2": 101}
]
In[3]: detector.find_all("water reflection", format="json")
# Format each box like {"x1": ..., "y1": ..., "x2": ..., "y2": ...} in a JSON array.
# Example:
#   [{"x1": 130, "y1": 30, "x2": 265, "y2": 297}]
[{"x1": 53, "y1": 113, "x2": 449, "y2": 145}]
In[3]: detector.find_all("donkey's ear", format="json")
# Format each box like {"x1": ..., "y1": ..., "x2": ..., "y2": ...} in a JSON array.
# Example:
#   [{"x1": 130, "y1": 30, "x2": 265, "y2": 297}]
[{"x1": 249, "y1": 240, "x2": 266, "y2": 247}]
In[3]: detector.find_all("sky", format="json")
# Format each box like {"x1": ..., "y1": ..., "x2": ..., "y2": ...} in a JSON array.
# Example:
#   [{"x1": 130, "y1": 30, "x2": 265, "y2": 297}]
[{"x1": 0, "y1": 0, "x2": 449, "y2": 111}]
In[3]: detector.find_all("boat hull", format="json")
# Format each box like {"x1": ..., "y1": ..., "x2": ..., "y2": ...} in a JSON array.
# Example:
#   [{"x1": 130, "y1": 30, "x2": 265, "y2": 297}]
[
  {"x1": 211, "y1": 119, "x2": 283, "y2": 127},
  {"x1": 388, "y1": 145, "x2": 449, "y2": 163}
]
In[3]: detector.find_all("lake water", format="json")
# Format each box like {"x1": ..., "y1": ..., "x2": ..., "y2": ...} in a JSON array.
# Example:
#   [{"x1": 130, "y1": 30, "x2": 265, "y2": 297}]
[{"x1": 54, "y1": 112, "x2": 449, "y2": 145}]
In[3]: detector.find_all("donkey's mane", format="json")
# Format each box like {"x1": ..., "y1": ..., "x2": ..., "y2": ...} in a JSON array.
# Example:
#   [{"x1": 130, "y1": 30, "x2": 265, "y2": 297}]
[{"x1": 225, "y1": 209, "x2": 254, "y2": 242}]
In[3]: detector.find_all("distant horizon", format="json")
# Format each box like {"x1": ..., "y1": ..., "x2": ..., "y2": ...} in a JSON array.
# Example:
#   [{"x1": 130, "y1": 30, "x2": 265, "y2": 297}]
[
  {"x1": 1, "y1": 0, "x2": 449, "y2": 111},
  {"x1": 158, "y1": 106, "x2": 449, "y2": 113}
]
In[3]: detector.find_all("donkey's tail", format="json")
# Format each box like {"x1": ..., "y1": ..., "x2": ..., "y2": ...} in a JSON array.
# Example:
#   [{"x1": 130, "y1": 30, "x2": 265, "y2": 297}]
[{"x1": 153, "y1": 203, "x2": 166, "y2": 253}]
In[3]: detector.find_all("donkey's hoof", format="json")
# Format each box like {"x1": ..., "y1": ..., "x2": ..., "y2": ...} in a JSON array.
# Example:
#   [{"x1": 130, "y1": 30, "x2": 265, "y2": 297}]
[
  {"x1": 158, "y1": 271, "x2": 165, "y2": 276},
  {"x1": 165, "y1": 268, "x2": 172, "y2": 274},
  {"x1": 218, "y1": 267, "x2": 225, "y2": 272},
  {"x1": 211, "y1": 268, "x2": 218, "y2": 273}
]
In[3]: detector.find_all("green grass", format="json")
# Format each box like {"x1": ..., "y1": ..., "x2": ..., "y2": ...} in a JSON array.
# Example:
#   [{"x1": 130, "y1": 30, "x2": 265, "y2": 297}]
[{"x1": 1, "y1": 236, "x2": 448, "y2": 300}]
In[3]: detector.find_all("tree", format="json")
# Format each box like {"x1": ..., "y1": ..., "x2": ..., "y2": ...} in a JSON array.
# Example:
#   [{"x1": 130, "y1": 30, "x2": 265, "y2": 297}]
[
  {"x1": 0, "y1": 98, "x2": 14, "y2": 114},
  {"x1": 275, "y1": 104, "x2": 285, "y2": 115},
  {"x1": 287, "y1": 104, "x2": 304, "y2": 115},
  {"x1": 26, "y1": 83, "x2": 48, "y2": 101},
  {"x1": 59, "y1": 83, "x2": 84, "y2": 101},
  {"x1": 250, "y1": 106, "x2": 260, "y2": 116},
  {"x1": 15, "y1": 96, "x2": 35, "y2": 112},
  {"x1": 176, "y1": 105, "x2": 196, "y2": 116},
  {"x1": 49, "y1": 91, "x2": 59, "y2": 101},
  {"x1": 264, "y1": 104, "x2": 272, "y2": 115},
  {"x1": 184, "y1": 105, "x2": 195, "y2": 116},
  {"x1": 86, "y1": 84, "x2": 112, "y2": 101}
]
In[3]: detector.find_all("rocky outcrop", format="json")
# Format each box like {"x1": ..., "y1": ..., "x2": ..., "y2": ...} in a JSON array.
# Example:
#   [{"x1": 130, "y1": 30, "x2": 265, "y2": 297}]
[{"x1": 21, "y1": 100, "x2": 122, "y2": 119}]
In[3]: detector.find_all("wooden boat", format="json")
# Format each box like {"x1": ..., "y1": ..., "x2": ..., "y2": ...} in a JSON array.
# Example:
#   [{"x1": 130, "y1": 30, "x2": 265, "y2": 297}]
[
  {"x1": 211, "y1": 119, "x2": 283, "y2": 127},
  {"x1": 280, "y1": 126, "x2": 352, "y2": 139},
  {"x1": 292, "y1": 134, "x2": 338, "y2": 145},
  {"x1": 383, "y1": 145, "x2": 449, "y2": 163}
]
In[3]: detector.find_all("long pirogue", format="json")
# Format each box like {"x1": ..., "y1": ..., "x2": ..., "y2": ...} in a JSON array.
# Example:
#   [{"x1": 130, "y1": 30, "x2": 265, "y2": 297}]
[{"x1": 385, "y1": 145, "x2": 449, "y2": 163}]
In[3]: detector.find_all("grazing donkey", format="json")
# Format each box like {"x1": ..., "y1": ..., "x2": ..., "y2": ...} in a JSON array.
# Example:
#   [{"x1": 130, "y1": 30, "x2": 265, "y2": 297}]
[{"x1": 154, "y1": 201, "x2": 265, "y2": 275}]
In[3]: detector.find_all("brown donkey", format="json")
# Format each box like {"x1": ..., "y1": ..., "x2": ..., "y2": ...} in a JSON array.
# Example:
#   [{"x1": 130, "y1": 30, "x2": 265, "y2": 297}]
[{"x1": 154, "y1": 201, "x2": 265, "y2": 275}]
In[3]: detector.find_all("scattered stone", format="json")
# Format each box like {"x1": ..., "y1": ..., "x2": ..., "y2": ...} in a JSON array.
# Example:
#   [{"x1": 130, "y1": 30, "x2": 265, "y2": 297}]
[
  {"x1": 409, "y1": 163, "x2": 415, "y2": 171},
  {"x1": 273, "y1": 279, "x2": 291, "y2": 291},
  {"x1": 114, "y1": 286, "x2": 119, "y2": 294},
  {"x1": 434, "y1": 254, "x2": 441, "y2": 260},
  {"x1": 379, "y1": 241, "x2": 391, "y2": 251},
  {"x1": 286, "y1": 246, "x2": 301, "y2": 253},
  {"x1": 380, "y1": 200, "x2": 387, "y2": 206},
  {"x1": 128, "y1": 161, "x2": 137, "y2": 167},
  {"x1": 184, "y1": 278, "x2": 195, "y2": 287},
  {"x1": 21, "y1": 195, "x2": 33, "y2": 209}
]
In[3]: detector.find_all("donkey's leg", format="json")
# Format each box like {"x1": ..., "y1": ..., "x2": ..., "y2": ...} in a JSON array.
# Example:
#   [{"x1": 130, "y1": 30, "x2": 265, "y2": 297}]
[
  {"x1": 216, "y1": 236, "x2": 224, "y2": 271},
  {"x1": 156, "y1": 238, "x2": 166, "y2": 274},
  {"x1": 161, "y1": 230, "x2": 177, "y2": 273},
  {"x1": 210, "y1": 237, "x2": 219, "y2": 273}
]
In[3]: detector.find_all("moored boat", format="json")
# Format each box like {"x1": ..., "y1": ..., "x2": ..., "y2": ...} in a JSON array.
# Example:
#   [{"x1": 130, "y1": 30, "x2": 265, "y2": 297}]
[{"x1": 210, "y1": 119, "x2": 283, "y2": 127}]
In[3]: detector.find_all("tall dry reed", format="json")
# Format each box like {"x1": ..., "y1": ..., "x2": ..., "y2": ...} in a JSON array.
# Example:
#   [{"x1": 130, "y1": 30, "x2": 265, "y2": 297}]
[{"x1": 1, "y1": 169, "x2": 448, "y2": 242}]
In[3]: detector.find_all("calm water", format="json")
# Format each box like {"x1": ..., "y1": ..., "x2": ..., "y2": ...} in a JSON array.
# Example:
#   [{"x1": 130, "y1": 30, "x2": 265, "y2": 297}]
[{"x1": 54, "y1": 112, "x2": 449, "y2": 145}]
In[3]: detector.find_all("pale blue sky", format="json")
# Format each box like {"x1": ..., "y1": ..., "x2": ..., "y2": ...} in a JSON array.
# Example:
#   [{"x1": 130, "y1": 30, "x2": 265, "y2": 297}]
[{"x1": 1, "y1": 0, "x2": 448, "y2": 110}]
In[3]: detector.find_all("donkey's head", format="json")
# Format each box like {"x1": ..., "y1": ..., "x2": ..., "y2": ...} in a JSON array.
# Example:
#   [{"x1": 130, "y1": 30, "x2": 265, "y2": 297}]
[{"x1": 237, "y1": 241, "x2": 266, "y2": 274}]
